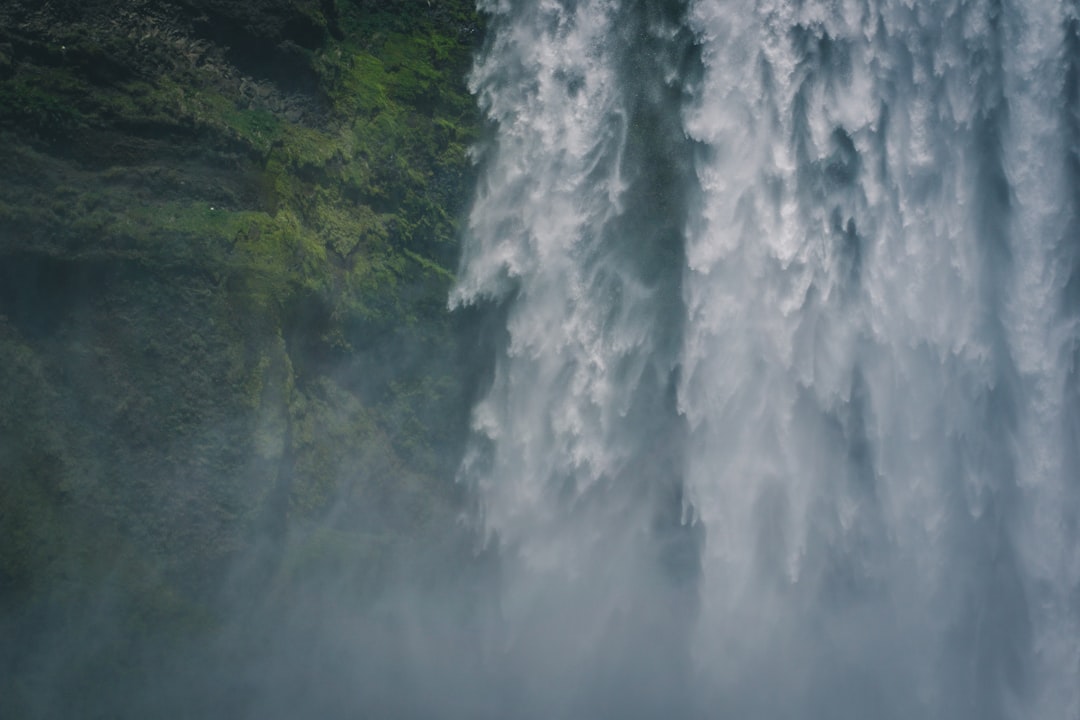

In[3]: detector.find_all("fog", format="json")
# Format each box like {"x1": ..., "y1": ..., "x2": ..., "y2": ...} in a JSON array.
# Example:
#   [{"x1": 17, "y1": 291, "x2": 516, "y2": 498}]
[{"x1": 4, "y1": 1, "x2": 1080, "y2": 719}]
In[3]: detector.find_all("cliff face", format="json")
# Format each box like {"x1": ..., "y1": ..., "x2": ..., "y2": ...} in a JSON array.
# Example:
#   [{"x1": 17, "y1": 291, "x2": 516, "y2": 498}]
[{"x1": 0, "y1": 2, "x2": 485, "y2": 715}]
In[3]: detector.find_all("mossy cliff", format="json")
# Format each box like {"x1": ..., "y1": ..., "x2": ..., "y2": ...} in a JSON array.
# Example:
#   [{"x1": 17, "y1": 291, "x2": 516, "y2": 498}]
[{"x1": 0, "y1": 1, "x2": 487, "y2": 715}]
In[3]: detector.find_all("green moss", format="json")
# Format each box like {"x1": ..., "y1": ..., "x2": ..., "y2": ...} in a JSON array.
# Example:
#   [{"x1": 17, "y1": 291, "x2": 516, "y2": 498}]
[
  {"x1": 318, "y1": 49, "x2": 394, "y2": 113},
  {"x1": 120, "y1": 202, "x2": 256, "y2": 240},
  {"x1": 228, "y1": 107, "x2": 284, "y2": 151},
  {"x1": 287, "y1": 377, "x2": 386, "y2": 517},
  {"x1": 0, "y1": 71, "x2": 87, "y2": 129},
  {"x1": 0, "y1": 1, "x2": 484, "y2": 706}
]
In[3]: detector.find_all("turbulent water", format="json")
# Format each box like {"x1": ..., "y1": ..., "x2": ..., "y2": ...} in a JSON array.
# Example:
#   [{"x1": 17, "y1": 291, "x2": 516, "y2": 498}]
[{"x1": 452, "y1": 1, "x2": 1080, "y2": 718}]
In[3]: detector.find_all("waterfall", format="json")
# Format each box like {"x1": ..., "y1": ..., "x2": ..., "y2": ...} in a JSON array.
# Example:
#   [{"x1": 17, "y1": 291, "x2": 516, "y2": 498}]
[{"x1": 453, "y1": 1, "x2": 1080, "y2": 718}]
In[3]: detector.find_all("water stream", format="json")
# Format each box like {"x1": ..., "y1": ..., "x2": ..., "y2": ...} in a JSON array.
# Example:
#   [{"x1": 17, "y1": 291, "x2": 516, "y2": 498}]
[{"x1": 453, "y1": 1, "x2": 1080, "y2": 717}]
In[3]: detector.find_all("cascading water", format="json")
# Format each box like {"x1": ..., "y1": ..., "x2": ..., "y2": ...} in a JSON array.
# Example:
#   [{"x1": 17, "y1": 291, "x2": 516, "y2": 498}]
[{"x1": 453, "y1": 1, "x2": 1080, "y2": 718}]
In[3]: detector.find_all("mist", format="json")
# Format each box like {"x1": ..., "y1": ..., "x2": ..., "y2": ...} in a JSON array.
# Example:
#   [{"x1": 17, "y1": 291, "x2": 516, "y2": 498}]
[{"x1": 3, "y1": 0, "x2": 1080, "y2": 719}]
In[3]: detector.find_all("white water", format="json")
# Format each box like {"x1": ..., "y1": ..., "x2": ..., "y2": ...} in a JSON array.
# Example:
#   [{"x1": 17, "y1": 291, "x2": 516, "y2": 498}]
[{"x1": 453, "y1": 1, "x2": 1080, "y2": 717}]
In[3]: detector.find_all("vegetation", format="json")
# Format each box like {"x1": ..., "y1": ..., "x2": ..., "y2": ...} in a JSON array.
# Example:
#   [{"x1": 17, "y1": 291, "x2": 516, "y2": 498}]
[{"x1": 0, "y1": 1, "x2": 485, "y2": 715}]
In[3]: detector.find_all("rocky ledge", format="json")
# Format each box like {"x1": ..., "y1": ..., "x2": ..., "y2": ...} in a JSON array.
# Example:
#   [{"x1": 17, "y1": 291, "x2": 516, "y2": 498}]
[{"x1": 0, "y1": 2, "x2": 487, "y2": 716}]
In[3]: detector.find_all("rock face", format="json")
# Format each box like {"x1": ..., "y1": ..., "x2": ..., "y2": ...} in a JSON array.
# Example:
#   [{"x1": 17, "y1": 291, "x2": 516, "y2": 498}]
[{"x1": 0, "y1": 1, "x2": 484, "y2": 716}]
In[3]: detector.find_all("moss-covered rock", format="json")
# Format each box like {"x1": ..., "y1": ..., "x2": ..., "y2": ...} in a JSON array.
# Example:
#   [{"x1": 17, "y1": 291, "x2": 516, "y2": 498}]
[{"x1": 0, "y1": 1, "x2": 484, "y2": 715}]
